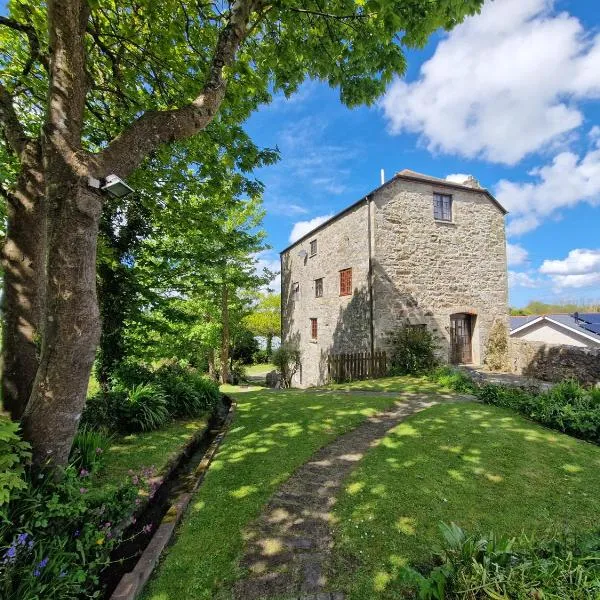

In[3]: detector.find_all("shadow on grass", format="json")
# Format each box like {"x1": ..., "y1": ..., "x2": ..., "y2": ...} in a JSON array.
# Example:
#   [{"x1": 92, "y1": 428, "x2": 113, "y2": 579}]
[
  {"x1": 141, "y1": 386, "x2": 418, "y2": 600},
  {"x1": 329, "y1": 403, "x2": 600, "y2": 600}
]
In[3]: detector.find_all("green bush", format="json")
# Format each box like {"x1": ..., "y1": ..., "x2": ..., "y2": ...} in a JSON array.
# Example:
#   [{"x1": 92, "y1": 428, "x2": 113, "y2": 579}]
[
  {"x1": 0, "y1": 467, "x2": 140, "y2": 600},
  {"x1": 252, "y1": 349, "x2": 270, "y2": 364},
  {"x1": 69, "y1": 427, "x2": 112, "y2": 472},
  {"x1": 429, "y1": 366, "x2": 478, "y2": 394},
  {"x1": 478, "y1": 379, "x2": 600, "y2": 445},
  {"x1": 0, "y1": 419, "x2": 31, "y2": 507},
  {"x1": 271, "y1": 344, "x2": 301, "y2": 388},
  {"x1": 118, "y1": 383, "x2": 169, "y2": 432},
  {"x1": 388, "y1": 324, "x2": 439, "y2": 375},
  {"x1": 111, "y1": 359, "x2": 154, "y2": 388},
  {"x1": 80, "y1": 388, "x2": 126, "y2": 431},
  {"x1": 154, "y1": 363, "x2": 219, "y2": 417},
  {"x1": 401, "y1": 522, "x2": 600, "y2": 599}
]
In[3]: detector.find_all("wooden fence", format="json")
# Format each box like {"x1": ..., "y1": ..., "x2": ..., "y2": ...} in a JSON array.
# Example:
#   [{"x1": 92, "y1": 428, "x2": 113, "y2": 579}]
[{"x1": 327, "y1": 351, "x2": 387, "y2": 383}]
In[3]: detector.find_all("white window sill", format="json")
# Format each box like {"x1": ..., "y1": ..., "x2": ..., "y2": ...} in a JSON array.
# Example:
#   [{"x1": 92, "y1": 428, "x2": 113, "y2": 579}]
[{"x1": 434, "y1": 219, "x2": 455, "y2": 225}]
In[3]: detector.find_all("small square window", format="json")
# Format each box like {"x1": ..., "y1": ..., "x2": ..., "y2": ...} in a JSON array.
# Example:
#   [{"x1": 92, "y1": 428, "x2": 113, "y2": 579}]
[
  {"x1": 310, "y1": 239, "x2": 317, "y2": 256},
  {"x1": 339, "y1": 268, "x2": 352, "y2": 296},
  {"x1": 433, "y1": 193, "x2": 452, "y2": 221},
  {"x1": 292, "y1": 282, "x2": 300, "y2": 301},
  {"x1": 310, "y1": 318, "x2": 318, "y2": 339},
  {"x1": 315, "y1": 278, "x2": 323, "y2": 298}
]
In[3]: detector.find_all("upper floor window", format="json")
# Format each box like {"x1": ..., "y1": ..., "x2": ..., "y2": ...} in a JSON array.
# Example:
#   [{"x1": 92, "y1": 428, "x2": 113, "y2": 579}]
[
  {"x1": 310, "y1": 239, "x2": 317, "y2": 256},
  {"x1": 310, "y1": 317, "x2": 318, "y2": 339},
  {"x1": 315, "y1": 278, "x2": 323, "y2": 298},
  {"x1": 292, "y1": 282, "x2": 300, "y2": 301},
  {"x1": 339, "y1": 268, "x2": 352, "y2": 296},
  {"x1": 433, "y1": 193, "x2": 452, "y2": 221}
]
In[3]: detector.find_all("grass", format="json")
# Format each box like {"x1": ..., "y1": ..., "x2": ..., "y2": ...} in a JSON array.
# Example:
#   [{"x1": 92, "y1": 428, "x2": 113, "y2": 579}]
[
  {"x1": 92, "y1": 416, "x2": 209, "y2": 495},
  {"x1": 326, "y1": 374, "x2": 458, "y2": 394},
  {"x1": 142, "y1": 386, "x2": 421, "y2": 600},
  {"x1": 329, "y1": 402, "x2": 600, "y2": 599},
  {"x1": 244, "y1": 363, "x2": 276, "y2": 376}
]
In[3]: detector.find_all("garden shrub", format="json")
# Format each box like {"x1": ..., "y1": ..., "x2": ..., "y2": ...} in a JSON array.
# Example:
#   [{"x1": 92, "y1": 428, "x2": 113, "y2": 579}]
[
  {"x1": 154, "y1": 363, "x2": 220, "y2": 417},
  {"x1": 429, "y1": 366, "x2": 478, "y2": 394},
  {"x1": 252, "y1": 349, "x2": 270, "y2": 364},
  {"x1": 80, "y1": 389, "x2": 126, "y2": 431},
  {"x1": 117, "y1": 384, "x2": 169, "y2": 432},
  {"x1": 402, "y1": 522, "x2": 600, "y2": 599},
  {"x1": 483, "y1": 319, "x2": 510, "y2": 372},
  {"x1": 0, "y1": 419, "x2": 31, "y2": 506},
  {"x1": 69, "y1": 427, "x2": 112, "y2": 472},
  {"x1": 478, "y1": 379, "x2": 600, "y2": 444},
  {"x1": 110, "y1": 359, "x2": 154, "y2": 388},
  {"x1": 271, "y1": 344, "x2": 301, "y2": 388},
  {"x1": 0, "y1": 467, "x2": 140, "y2": 600},
  {"x1": 388, "y1": 323, "x2": 439, "y2": 375}
]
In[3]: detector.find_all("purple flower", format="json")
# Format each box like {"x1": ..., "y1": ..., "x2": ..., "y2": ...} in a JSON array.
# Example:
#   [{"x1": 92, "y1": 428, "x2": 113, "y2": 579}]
[
  {"x1": 79, "y1": 487, "x2": 88, "y2": 494},
  {"x1": 28, "y1": 540, "x2": 34, "y2": 549},
  {"x1": 73, "y1": 530, "x2": 80, "y2": 538},
  {"x1": 142, "y1": 524, "x2": 153, "y2": 535},
  {"x1": 3, "y1": 545, "x2": 17, "y2": 563},
  {"x1": 79, "y1": 468, "x2": 89, "y2": 477},
  {"x1": 16, "y1": 533, "x2": 28, "y2": 545},
  {"x1": 33, "y1": 556, "x2": 49, "y2": 577},
  {"x1": 95, "y1": 447, "x2": 103, "y2": 454},
  {"x1": 59, "y1": 570, "x2": 67, "y2": 578}
]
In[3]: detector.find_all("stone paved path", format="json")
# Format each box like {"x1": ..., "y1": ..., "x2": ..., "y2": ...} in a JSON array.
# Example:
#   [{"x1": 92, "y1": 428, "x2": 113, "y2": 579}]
[{"x1": 233, "y1": 392, "x2": 471, "y2": 600}]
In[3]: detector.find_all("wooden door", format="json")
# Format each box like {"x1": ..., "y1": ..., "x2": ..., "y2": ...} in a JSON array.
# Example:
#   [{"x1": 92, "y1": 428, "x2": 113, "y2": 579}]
[{"x1": 450, "y1": 314, "x2": 472, "y2": 364}]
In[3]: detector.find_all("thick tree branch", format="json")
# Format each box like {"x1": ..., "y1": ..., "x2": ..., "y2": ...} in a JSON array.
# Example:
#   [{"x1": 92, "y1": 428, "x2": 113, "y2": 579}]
[
  {"x1": 0, "y1": 82, "x2": 29, "y2": 156},
  {"x1": 0, "y1": 15, "x2": 49, "y2": 77},
  {"x1": 96, "y1": 0, "x2": 263, "y2": 179}
]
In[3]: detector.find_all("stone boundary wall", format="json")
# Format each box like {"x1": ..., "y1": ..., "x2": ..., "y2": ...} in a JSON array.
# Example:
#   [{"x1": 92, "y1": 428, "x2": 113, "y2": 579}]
[{"x1": 509, "y1": 339, "x2": 600, "y2": 384}]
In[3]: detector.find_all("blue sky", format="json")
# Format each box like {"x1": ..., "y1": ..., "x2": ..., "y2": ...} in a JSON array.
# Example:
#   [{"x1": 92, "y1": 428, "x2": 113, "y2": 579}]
[
  {"x1": 247, "y1": 0, "x2": 600, "y2": 308},
  {"x1": 2, "y1": 0, "x2": 598, "y2": 308}
]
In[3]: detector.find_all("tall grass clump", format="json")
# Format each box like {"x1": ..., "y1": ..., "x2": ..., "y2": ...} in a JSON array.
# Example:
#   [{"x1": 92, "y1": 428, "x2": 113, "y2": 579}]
[{"x1": 402, "y1": 522, "x2": 600, "y2": 599}]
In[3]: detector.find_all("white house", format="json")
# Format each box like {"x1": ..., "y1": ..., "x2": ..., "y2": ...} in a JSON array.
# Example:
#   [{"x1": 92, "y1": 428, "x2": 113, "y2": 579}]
[{"x1": 510, "y1": 313, "x2": 600, "y2": 348}]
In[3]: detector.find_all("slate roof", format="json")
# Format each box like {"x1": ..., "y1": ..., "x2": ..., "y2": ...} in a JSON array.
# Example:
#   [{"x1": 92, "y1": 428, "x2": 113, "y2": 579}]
[{"x1": 510, "y1": 313, "x2": 600, "y2": 343}]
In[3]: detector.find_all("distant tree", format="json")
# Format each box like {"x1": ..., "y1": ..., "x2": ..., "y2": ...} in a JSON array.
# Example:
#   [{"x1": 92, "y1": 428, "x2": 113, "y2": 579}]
[
  {"x1": 510, "y1": 300, "x2": 600, "y2": 316},
  {"x1": 244, "y1": 293, "x2": 281, "y2": 356}
]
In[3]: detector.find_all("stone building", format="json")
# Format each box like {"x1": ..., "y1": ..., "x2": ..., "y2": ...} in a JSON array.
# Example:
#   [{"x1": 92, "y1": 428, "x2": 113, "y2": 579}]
[{"x1": 280, "y1": 169, "x2": 509, "y2": 387}]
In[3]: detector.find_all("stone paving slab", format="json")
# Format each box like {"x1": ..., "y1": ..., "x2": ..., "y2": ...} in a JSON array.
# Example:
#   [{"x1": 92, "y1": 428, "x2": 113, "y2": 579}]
[{"x1": 233, "y1": 393, "x2": 469, "y2": 600}]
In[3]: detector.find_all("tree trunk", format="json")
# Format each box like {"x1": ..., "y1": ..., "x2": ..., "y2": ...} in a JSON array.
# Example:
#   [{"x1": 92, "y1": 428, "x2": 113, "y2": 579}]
[
  {"x1": 220, "y1": 284, "x2": 229, "y2": 384},
  {"x1": 22, "y1": 179, "x2": 102, "y2": 467},
  {"x1": 1, "y1": 143, "x2": 45, "y2": 420}
]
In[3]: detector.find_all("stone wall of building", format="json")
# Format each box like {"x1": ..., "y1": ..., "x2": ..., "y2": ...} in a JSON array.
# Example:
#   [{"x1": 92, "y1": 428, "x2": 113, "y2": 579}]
[
  {"x1": 510, "y1": 339, "x2": 600, "y2": 384},
  {"x1": 372, "y1": 178, "x2": 509, "y2": 364},
  {"x1": 281, "y1": 201, "x2": 371, "y2": 387}
]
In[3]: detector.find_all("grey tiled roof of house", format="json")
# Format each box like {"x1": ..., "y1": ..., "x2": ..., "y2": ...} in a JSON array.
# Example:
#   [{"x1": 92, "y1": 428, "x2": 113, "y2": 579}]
[{"x1": 510, "y1": 313, "x2": 600, "y2": 341}]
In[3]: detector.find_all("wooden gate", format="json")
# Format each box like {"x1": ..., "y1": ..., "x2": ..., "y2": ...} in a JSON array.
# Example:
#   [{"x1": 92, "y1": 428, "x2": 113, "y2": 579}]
[
  {"x1": 328, "y1": 351, "x2": 387, "y2": 383},
  {"x1": 450, "y1": 314, "x2": 473, "y2": 364}
]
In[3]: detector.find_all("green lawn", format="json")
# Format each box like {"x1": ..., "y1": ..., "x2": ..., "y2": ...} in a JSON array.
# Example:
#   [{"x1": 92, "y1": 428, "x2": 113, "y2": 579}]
[
  {"x1": 329, "y1": 402, "x2": 600, "y2": 599},
  {"x1": 92, "y1": 417, "x2": 209, "y2": 495},
  {"x1": 326, "y1": 374, "x2": 457, "y2": 394},
  {"x1": 142, "y1": 386, "x2": 416, "y2": 600},
  {"x1": 244, "y1": 363, "x2": 276, "y2": 376}
]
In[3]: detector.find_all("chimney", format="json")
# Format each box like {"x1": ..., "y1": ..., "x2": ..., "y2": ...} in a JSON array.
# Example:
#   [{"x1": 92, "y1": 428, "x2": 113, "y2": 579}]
[{"x1": 463, "y1": 175, "x2": 482, "y2": 189}]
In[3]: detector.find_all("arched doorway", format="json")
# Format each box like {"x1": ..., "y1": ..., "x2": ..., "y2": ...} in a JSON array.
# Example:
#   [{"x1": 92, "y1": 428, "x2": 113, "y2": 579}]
[{"x1": 450, "y1": 313, "x2": 474, "y2": 364}]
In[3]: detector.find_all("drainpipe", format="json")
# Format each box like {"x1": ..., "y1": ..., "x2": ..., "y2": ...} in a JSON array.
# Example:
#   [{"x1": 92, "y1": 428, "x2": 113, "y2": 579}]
[{"x1": 367, "y1": 195, "x2": 375, "y2": 356}]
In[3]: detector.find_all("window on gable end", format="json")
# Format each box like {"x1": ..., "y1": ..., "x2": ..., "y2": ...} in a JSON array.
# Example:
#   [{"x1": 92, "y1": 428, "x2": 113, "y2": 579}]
[
  {"x1": 310, "y1": 239, "x2": 317, "y2": 256},
  {"x1": 433, "y1": 193, "x2": 452, "y2": 221}
]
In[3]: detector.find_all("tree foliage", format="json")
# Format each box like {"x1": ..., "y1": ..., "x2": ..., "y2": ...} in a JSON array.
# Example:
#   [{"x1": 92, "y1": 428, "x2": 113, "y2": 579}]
[{"x1": 0, "y1": 0, "x2": 485, "y2": 466}]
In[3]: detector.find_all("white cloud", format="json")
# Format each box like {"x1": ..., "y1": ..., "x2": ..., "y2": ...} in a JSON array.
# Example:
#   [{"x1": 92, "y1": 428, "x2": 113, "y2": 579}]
[
  {"x1": 445, "y1": 173, "x2": 470, "y2": 184},
  {"x1": 540, "y1": 248, "x2": 600, "y2": 275},
  {"x1": 289, "y1": 214, "x2": 333, "y2": 244},
  {"x1": 507, "y1": 243, "x2": 529, "y2": 266},
  {"x1": 497, "y1": 148, "x2": 600, "y2": 235},
  {"x1": 508, "y1": 270, "x2": 540, "y2": 289},
  {"x1": 253, "y1": 251, "x2": 281, "y2": 292},
  {"x1": 381, "y1": 0, "x2": 600, "y2": 164}
]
